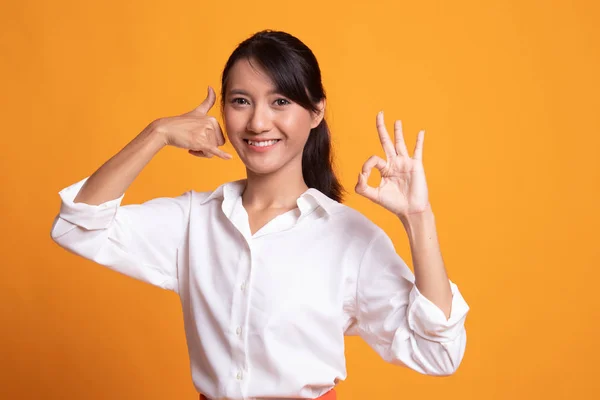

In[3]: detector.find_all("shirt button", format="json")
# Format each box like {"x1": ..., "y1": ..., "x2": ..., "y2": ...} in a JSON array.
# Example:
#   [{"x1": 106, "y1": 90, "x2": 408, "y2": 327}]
[
  {"x1": 236, "y1": 326, "x2": 242, "y2": 336},
  {"x1": 236, "y1": 371, "x2": 243, "y2": 380},
  {"x1": 240, "y1": 282, "x2": 246, "y2": 292}
]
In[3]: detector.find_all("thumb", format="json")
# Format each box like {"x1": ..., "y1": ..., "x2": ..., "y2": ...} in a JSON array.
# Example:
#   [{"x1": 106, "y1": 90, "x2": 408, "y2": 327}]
[{"x1": 190, "y1": 86, "x2": 216, "y2": 116}]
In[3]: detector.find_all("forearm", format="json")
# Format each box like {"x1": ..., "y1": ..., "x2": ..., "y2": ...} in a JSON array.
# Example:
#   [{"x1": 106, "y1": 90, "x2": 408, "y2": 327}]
[
  {"x1": 74, "y1": 123, "x2": 166, "y2": 205},
  {"x1": 400, "y1": 206, "x2": 453, "y2": 318}
]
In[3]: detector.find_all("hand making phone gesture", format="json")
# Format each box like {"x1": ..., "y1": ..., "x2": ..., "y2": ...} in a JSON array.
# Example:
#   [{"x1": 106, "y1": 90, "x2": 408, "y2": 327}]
[{"x1": 154, "y1": 86, "x2": 232, "y2": 160}]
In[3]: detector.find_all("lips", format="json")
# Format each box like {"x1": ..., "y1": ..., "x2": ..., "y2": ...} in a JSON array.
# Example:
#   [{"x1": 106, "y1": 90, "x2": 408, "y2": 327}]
[
  {"x1": 243, "y1": 138, "x2": 281, "y2": 152},
  {"x1": 243, "y1": 139, "x2": 281, "y2": 143},
  {"x1": 243, "y1": 139, "x2": 281, "y2": 146}
]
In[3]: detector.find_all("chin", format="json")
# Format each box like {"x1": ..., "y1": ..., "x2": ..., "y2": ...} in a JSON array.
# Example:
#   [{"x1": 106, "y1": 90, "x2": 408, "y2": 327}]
[
  {"x1": 233, "y1": 141, "x2": 303, "y2": 177},
  {"x1": 241, "y1": 153, "x2": 299, "y2": 177},
  {"x1": 244, "y1": 162, "x2": 285, "y2": 176}
]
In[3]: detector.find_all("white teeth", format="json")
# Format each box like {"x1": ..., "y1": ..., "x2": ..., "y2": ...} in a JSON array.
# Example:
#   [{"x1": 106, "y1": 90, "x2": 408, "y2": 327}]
[{"x1": 248, "y1": 140, "x2": 279, "y2": 147}]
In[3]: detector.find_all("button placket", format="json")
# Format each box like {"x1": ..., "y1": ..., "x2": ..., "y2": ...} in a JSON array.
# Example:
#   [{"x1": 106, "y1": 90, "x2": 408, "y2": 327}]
[
  {"x1": 236, "y1": 239, "x2": 255, "y2": 392},
  {"x1": 227, "y1": 238, "x2": 251, "y2": 393}
]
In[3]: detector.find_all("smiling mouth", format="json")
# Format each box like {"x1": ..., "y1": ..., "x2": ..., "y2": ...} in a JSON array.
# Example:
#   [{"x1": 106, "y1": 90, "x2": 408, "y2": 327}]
[{"x1": 243, "y1": 139, "x2": 281, "y2": 147}]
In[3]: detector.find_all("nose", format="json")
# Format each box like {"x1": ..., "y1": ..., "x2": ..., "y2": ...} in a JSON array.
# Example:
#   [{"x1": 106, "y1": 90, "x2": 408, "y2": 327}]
[{"x1": 246, "y1": 103, "x2": 272, "y2": 134}]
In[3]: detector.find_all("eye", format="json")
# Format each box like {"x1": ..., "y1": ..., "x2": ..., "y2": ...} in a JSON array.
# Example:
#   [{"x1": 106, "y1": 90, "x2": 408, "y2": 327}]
[
  {"x1": 231, "y1": 97, "x2": 250, "y2": 105},
  {"x1": 274, "y1": 98, "x2": 291, "y2": 106}
]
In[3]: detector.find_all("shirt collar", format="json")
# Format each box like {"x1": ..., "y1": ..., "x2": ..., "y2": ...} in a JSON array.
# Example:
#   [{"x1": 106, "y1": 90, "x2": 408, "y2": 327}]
[
  {"x1": 300, "y1": 188, "x2": 337, "y2": 215},
  {"x1": 199, "y1": 179, "x2": 338, "y2": 216},
  {"x1": 199, "y1": 179, "x2": 246, "y2": 206}
]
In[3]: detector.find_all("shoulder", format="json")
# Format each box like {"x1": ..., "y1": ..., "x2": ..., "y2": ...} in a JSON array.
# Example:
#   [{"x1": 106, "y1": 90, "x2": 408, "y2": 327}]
[
  {"x1": 326, "y1": 202, "x2": 387, "y2": 247},
  {"x1": 302, "y1": 185, "x2": 387, "y2": 245},
  {"x1": 306, "y1": 189, "x2": 384, "y2": 240}
]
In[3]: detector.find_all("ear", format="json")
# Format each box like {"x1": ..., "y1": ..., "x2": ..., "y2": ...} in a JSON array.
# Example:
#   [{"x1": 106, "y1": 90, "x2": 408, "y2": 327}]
[{"x1": 310, "y1": 99, "x2": 326, "y2": 129}]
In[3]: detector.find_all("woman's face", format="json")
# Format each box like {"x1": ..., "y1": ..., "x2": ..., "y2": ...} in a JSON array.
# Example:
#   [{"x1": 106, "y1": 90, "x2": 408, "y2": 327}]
[{"x1": 222, "y1": 58, "x2": 324, "y2": 176}]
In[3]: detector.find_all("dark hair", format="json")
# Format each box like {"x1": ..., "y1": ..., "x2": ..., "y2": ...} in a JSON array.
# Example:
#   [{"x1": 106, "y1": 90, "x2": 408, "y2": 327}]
[{"x1": 220, "y1": 30, "x2": 345, "y2": 203}]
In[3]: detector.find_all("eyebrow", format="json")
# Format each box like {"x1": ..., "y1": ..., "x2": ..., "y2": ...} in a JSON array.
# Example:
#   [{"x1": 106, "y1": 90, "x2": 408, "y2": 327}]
[{"x1": 227, "y1": 89, "x2": 282, "y2": 96}]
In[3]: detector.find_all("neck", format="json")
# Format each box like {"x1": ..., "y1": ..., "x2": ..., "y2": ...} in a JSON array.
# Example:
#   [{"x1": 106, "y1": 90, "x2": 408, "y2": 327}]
[{"x1": 242, "y1": 161, "x2": 308, "y2": 211}]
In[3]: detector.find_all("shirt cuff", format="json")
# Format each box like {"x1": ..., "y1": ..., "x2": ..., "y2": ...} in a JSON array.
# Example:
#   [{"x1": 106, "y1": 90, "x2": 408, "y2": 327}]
[
  {"x1": 407, "y1": 280, "x2": 469, "y2": 342},
  {"x1": 57, "y1": 177, "x2": 125, "y2": 230}
]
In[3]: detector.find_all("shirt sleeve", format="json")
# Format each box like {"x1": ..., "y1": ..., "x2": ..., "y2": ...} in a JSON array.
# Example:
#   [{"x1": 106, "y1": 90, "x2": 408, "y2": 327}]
[
  {"x1": 50, "y1": 177, "x2": 191, "y2": 293},
  {"x1": 350, "y1": 230, "x2": 470, "y2": 376}
]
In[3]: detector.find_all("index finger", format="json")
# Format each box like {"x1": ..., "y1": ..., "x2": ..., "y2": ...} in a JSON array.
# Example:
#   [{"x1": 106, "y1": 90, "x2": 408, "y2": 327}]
[{"x1": 376, "y1": 111, "x2": 397, "y2": 158}]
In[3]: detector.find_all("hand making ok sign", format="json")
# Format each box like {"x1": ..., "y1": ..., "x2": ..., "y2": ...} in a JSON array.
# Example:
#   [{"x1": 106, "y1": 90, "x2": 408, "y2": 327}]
[{"x1": 355, "y1": 111, "x2": 431, "y2": 218}]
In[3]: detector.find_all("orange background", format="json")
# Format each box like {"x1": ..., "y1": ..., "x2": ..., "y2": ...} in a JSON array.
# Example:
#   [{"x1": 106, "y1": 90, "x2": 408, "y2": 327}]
[{"x1": 2, "y1": 0, "x2": 599, "y2": 399}]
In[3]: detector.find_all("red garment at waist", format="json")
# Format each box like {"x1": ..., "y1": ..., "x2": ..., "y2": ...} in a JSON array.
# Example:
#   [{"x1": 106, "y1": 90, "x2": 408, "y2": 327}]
[{"x1": 200, "y1": 388, "x2": 336, "y2": 400}]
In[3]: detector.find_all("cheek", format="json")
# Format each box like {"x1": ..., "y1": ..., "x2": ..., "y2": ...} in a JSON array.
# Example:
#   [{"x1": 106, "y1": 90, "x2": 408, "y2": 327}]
[
  {"x1": 278, "y1": 112, "x2": 313, "y2": 141},
  {"x1": 223, "y1": 110, "x2": 244, "y2": 137}
]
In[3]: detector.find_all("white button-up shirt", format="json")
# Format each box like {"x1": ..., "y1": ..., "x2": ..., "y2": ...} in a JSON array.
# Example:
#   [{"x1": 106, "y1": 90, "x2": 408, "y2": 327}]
[{"x1": 51, "y1": 177, "x2": 470, "y2": 400}]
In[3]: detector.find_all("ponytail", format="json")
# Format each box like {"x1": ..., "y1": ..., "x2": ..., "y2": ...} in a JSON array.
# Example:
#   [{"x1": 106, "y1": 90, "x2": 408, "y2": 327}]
[{"x1": 302, "y1": 119, "x2": 344, "y2": 202}]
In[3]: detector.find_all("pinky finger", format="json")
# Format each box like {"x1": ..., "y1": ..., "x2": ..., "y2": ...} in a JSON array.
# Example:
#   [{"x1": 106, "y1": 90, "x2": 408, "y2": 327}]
[
  {"x1": 208, "y1": 147, "x2": 233, "y2": 160},
  {"x1": 413, "y1": 130, "x2": 425, "y2": 161}
]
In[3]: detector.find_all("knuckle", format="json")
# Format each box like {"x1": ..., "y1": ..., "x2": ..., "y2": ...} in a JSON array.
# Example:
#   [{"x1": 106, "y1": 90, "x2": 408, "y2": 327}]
[
  {"x1": 196, "y1": 129, "x2": 210, "y2": 141},
  {"x1": 206, "y1": 117, "x2": 218, "y2": 128}
]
